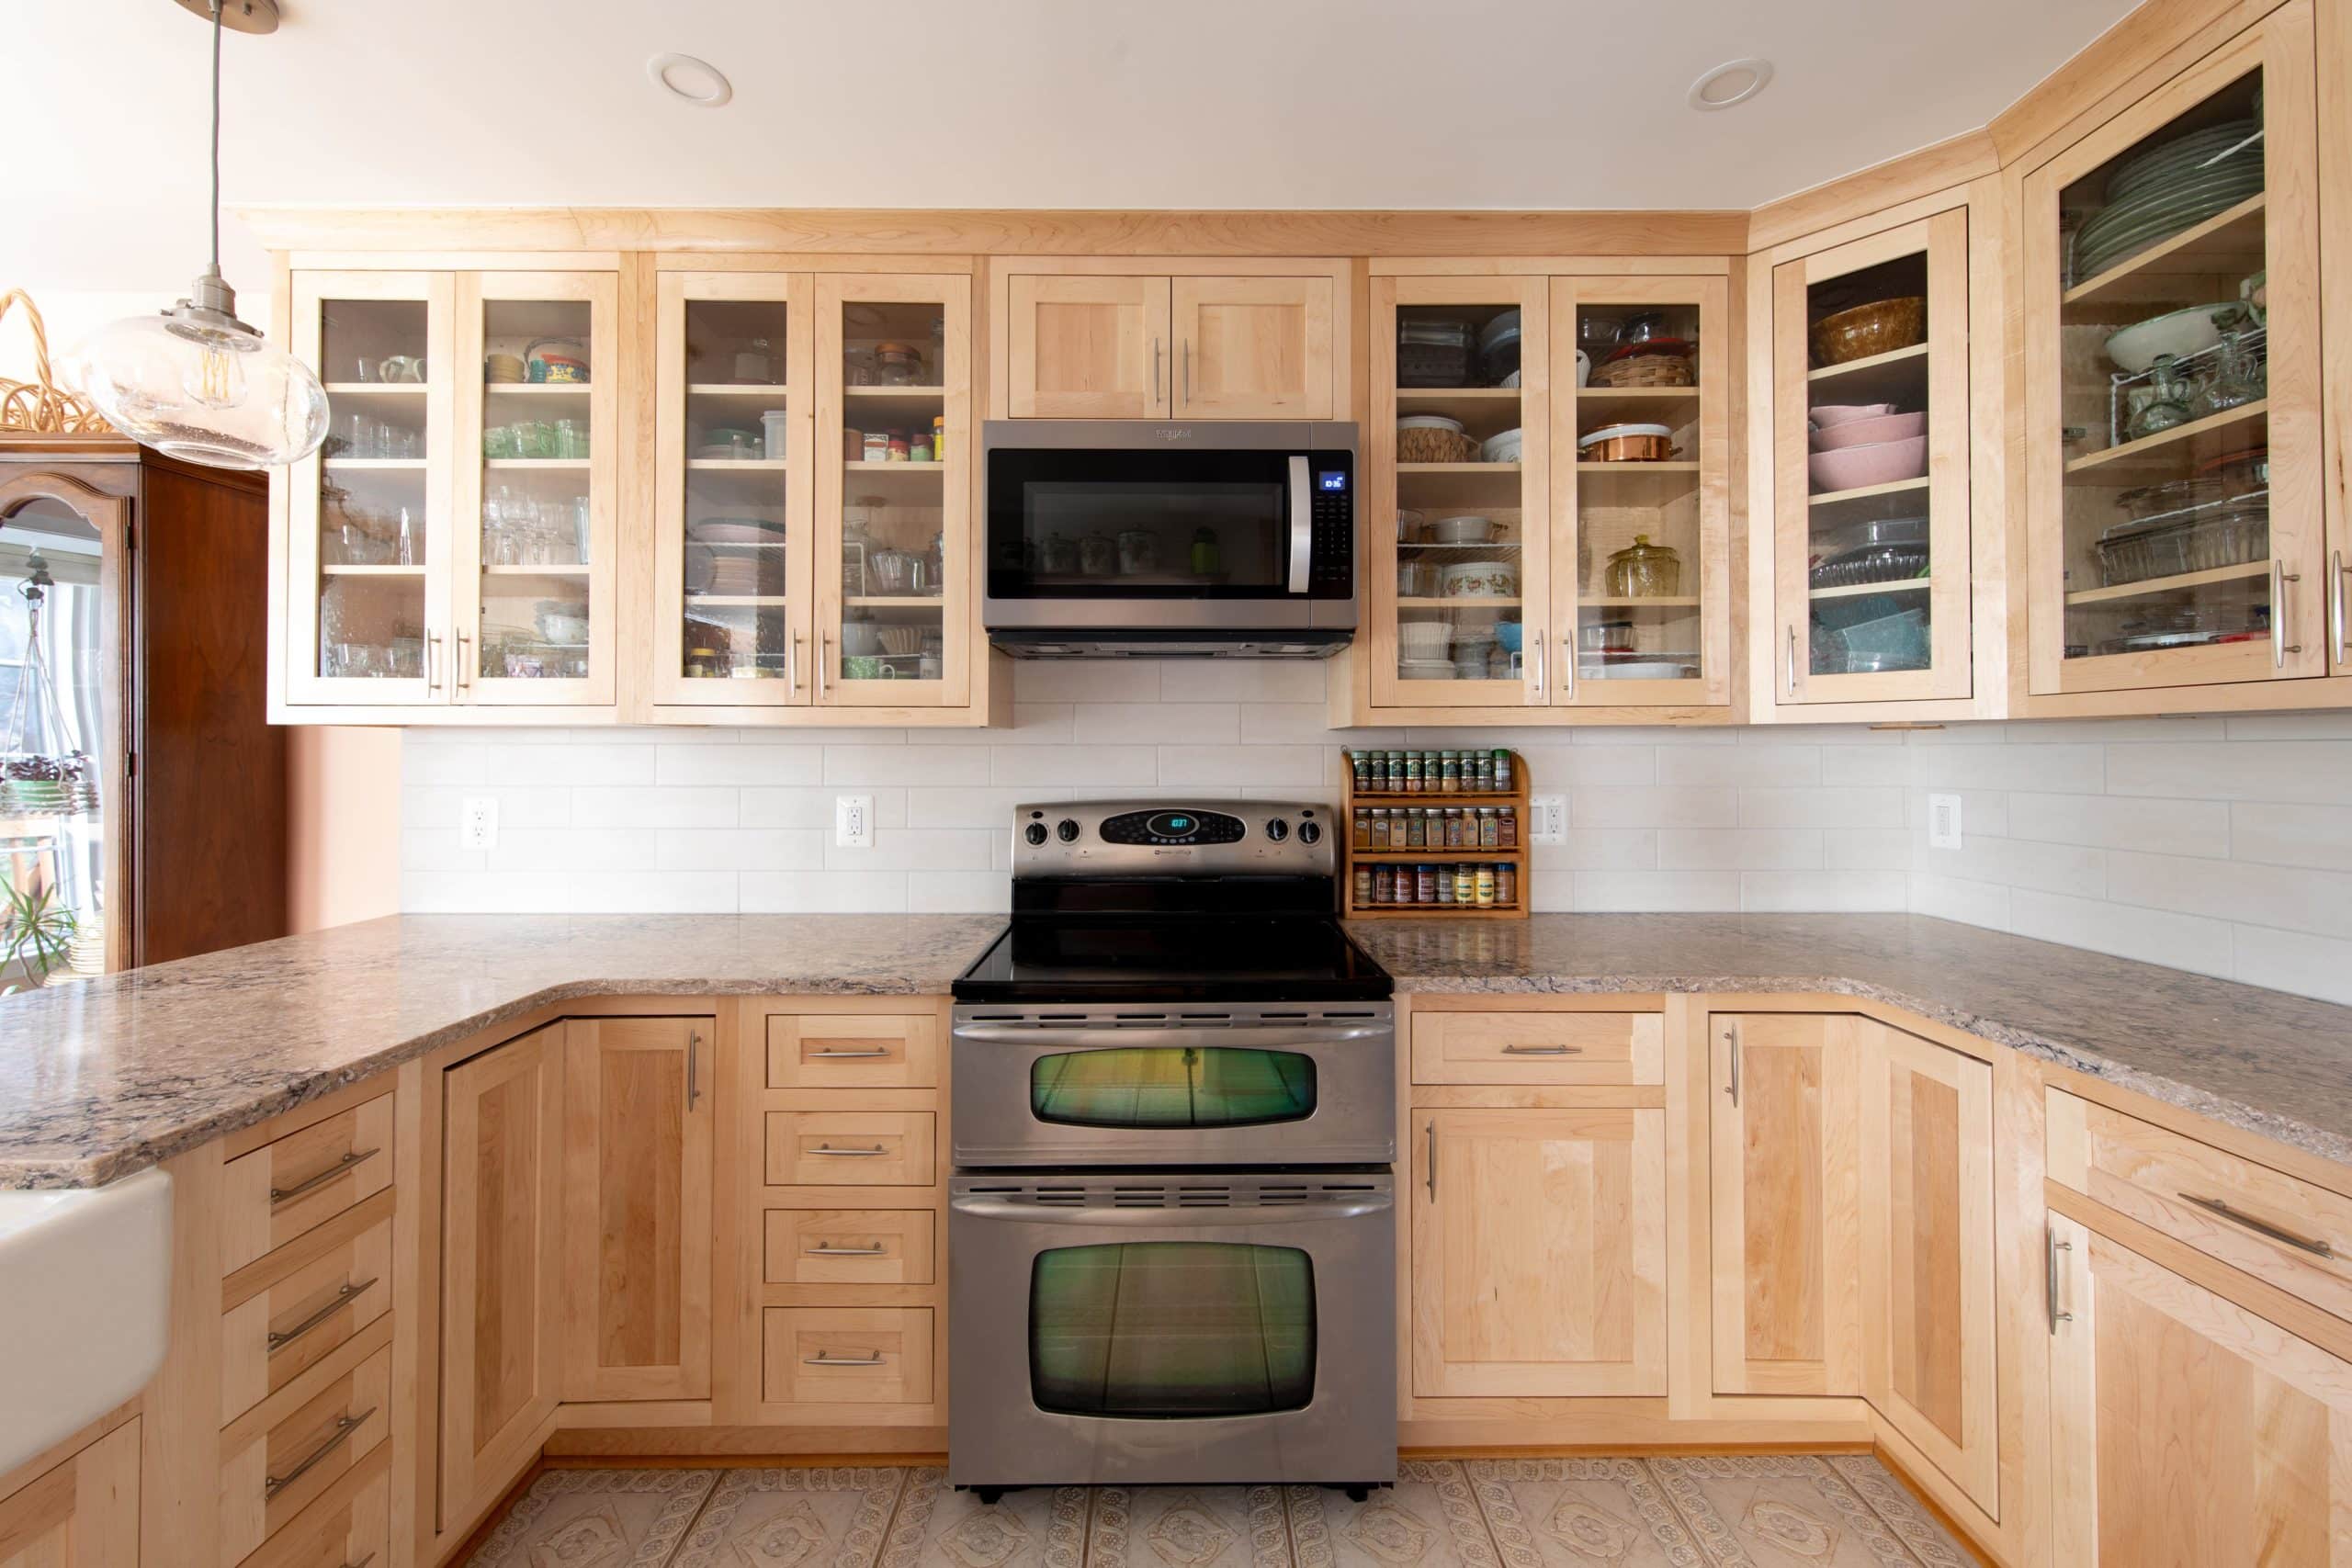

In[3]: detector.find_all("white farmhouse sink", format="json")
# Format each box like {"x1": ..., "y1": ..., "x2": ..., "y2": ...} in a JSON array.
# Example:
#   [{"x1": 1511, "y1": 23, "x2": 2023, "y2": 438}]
[{"x1": 0, "y1": 1168, "x2": 172, "y2": 1475}]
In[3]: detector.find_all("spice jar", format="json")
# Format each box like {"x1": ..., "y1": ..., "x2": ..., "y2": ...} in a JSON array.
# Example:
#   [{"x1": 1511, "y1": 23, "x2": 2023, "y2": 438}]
[
  {"x1": 1440, "y1": 751, "x2": 1462, "y2": 793},
  {"x1": 1604, "y1": 535, "x2": 1682, "y2": 597},
  {"x1": 1494, "y1": 750, "x2": 1512, "y2": 790},
  {"x1": 1478, "y1": 807, "x2": 1500, "y2": 848},
  {"x1": 1496, "y1": 863, "x2": 1518, "y2": 905},
  {"x1": 1353, "y1": 866, "x2": 1373, "y2": 906},
  {"x1": 875, "y1": 342, "x2": 925, "y2": 386},
  {"x1": 1349, "y1": 750, "x2": 1371, "y2": 791},
  {"x1": 1476, "y1": 865, "x2": 1497, "y2": 907},
  {"x1": 1352, "y1": 807, "x2": 1371, "y2": 848},
  {"x1": 1374, "y1": 865, "x2": 1396, "y2": 904},
  {"x1": 1453, "y1": 864, "x2": 1476, "y2": 904},
  {"x1": 1369, "y1": 808, "x2": 1389, "y2": 849},
  {"x1": 1416, "y1": 864, "x2": 1439, "y2": 903},
  {"x1": 1498, "y1": 807, "x2": 1518, "y2": 847},
  {"x1": 933, "y1": 414, "x2": 947, "y2": 458},
  {"x1": 1406, "y1": 809, "x2": 1427, "y2": 849},
  {"x1": 861, "y1": 431, "x2": 890, "y2": 463},
  {"x1": 1435, "y1": 868, "x2": 1454, "y2": 904}
]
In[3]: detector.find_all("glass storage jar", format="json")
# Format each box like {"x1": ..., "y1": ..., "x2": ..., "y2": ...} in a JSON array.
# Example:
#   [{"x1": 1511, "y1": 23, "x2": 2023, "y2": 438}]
[{"x1": 1603, "y1": 535, "x2": 1682, "y2": 598}]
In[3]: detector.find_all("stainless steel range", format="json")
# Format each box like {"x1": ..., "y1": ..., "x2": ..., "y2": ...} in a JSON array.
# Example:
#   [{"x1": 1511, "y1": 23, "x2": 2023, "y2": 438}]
[{"x1": 948, "y1": 799, "x2": 1396, "y2": 1500}]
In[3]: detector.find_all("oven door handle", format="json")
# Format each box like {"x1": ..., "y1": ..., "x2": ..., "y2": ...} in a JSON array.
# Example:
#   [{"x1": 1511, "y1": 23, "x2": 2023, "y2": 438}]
[
  {"x1": 951, "y1": 1193, "x2": 1392, "y2": 1225},
  {"x1": 1286, "y1": 454, "x2": 1312, "y2": 594},
  {"x1": 952, "y1": 1022, "x2": 1387, "y2": 1050}
]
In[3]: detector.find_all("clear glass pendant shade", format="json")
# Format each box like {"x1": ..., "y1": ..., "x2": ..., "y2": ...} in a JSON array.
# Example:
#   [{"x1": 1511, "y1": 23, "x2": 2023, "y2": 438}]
[{"x1": 68, "y1": 302, "x2": 329, "y2": 469}]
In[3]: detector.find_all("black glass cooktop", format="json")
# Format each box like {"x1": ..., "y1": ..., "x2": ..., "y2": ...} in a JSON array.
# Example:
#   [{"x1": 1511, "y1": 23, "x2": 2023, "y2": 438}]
[{"x1": 954, "y1": 915, "x2": 1393, "y2": 1004}]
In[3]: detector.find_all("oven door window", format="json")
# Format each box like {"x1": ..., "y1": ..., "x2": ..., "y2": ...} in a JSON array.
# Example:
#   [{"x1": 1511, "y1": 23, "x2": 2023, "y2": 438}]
[
  {"x1": 1030, "y1": 1242, "x2": 1315, "y2": 1417},
  {"x1": 987, "y1": 449, "x2": 1295, "y2": 599},
  {"x1": 1031, "y1": 1046, "x2": 1315, "y2": 1129}
]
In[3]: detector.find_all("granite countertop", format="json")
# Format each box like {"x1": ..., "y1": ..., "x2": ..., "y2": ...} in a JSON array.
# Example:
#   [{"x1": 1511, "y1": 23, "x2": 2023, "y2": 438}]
[
  {"x1": 2, "y1": 911, "x2": 2348, "y2": 1189},
  {"x1": 1348, "y1": 914, "x2": 2352, "y2": 1167}
]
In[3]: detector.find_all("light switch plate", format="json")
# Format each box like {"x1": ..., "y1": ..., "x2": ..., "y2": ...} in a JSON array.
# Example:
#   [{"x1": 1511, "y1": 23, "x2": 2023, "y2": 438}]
[
  {"x1": 835, "y1": 795, "x2": 874, "y2": 849},
  {"x1": 461, "y1": 795, "x2": 498, "y2": 852},
  {"x1": 1928, "y1": 794, "x2": 1963, "y2": 850},
  {"x1": 1529, "y1": 794, "x2": 1567, "y2": 845}
]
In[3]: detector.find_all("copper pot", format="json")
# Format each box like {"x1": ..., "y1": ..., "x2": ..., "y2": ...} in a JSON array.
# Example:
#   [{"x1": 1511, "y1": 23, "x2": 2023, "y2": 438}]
[{"x1": 1580, "y1": 433, "x2": 1677, "y2": 463}]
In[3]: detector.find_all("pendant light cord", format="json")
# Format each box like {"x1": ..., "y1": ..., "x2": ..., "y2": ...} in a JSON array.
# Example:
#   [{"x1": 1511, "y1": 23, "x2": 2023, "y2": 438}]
[{"x1": 209, "y1": 0, "x2": 223, "y2": 276}]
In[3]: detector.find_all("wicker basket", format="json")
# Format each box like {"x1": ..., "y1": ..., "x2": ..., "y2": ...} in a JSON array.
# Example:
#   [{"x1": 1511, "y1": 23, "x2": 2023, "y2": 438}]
[
  {"x1": 1589, "y1": 352, "x2": 1695, "y2": 389},
  {"x1": 1810, "y1": 297, "x2": 1926, "y2": 367},
  {"x1": 1396, "y1": 424, "x2": 1481, "y2": 464}
]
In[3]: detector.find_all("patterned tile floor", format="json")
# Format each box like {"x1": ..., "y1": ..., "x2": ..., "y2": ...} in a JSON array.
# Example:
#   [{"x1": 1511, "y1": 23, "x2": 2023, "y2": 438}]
[{"x1": 466, "y1": 1457, "x2": 1975, "y2": 1568}]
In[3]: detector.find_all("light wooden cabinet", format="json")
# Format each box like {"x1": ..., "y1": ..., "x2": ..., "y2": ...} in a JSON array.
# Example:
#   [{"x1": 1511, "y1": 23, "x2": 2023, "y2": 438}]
[
  {"x1": 436, "y1": 1025, "x2": 563, "y2": 1524},
  {"x1": 2020, "y1": 2, "x2": 2335, "y2": 706},
  {"x1": 0, "y1": 1420, "x2": 138, "y2": 1568},
  {"x1": 1767, "y1": 208, "x2": 1975, "y2": 705},
  {"x1": 281, "y1": 266, "x2": 622, "y2": 716},
  {"x1": 1709, "y1": 1012, "x2": 1861, "y2": 1394},
  {"x1": 997, "y1": 261, "x2": 1342, "y2": 421},
  {"x1": 1410, "y1": 1107, "x2": 1667, "y2": 1396},
  {"x1": 1859, "y1": 1023, "x2": 1999, "y2": 1516},
  {"x1": 2047, "y1": 1212, "x2": 2352, "y2": 1564},
  {"x1": 560, "y1": 1018, "x2": 713, "y2": 1402}
]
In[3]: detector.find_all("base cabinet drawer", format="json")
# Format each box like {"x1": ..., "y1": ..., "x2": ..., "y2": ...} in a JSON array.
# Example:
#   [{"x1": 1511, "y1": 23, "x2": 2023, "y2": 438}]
[
  {"x1": 766, "y1": 1015, "x2": 939, "y2": 1089},
  {"x1": 232, "y1": 1443, "x2": 390, "y2": 1568},
  {"x1": 219, "y1": 1345, "x2": 391, "y2": 1568},
  {"x1": 1410, "y1": 1009, "x2": 1662, "y2": 1085},
  {"x1": 220, "y1": 1096, "x2": 393, "y2": 1274},
  {"x1": 0, "y1": 1418, "x2": 139, "y2": 1568},
  {"x1": 220, "y1": 1211, "x2": 393, "y2": 1426},
  {"x1": 761, "y1": 1308, "x2": 934, "y2": 1405},
  {"x1": 763, "y1": 1209, "x2": 936, "y2": 1285},
  {"x1": 2049, "y1": 1089, "x2": 2352, "y2": 1326},
  {"x1": 764, "y1": 1111, "x2": 935, "y2": 1187}
]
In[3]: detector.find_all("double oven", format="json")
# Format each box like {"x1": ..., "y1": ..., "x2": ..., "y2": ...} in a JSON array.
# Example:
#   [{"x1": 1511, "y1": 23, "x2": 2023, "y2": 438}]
[{"x1": 948, "y1": 801, "x2": 1396, "y2": 1495}]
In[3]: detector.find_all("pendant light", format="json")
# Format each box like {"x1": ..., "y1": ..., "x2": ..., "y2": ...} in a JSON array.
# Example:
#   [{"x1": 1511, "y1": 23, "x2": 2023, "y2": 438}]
[{"x1": 66, "y1": 0, "x2": 327, "y2": 469}]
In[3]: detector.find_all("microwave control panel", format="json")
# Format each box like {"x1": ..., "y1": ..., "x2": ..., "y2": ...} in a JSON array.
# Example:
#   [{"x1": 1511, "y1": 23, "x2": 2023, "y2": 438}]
[{"x1": 1308, "y1": 450, "x2": 1354, "y2": 598}]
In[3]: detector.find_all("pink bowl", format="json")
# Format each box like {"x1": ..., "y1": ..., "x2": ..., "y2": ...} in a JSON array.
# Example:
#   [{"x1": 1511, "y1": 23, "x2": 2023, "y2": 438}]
[
  {"x1": 1810, "y1": 411, "x2": 1927, "y2": 452},
  {"x1": 1809, "y1": 435, "x2": 1928, "y2": 494},
  {"x1": 1809, "y1": 402, "x2": 1897, "y2": 430}
]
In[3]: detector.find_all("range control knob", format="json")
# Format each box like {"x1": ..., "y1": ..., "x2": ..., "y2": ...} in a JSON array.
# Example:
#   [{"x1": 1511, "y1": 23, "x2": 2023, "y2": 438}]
[
  {"x1": 1265, "y1": 818, "x2": 1290, "y2": 842},
  {"x1": 1296, "y1": 819, "x2": 1323, "y2": 846},
  {"x1": 1057, "y1": 818, "x2": 1081, "y2": 843},
  {"x1": 1023, "y1": 822, "x2": 1048, "y2": 846}
]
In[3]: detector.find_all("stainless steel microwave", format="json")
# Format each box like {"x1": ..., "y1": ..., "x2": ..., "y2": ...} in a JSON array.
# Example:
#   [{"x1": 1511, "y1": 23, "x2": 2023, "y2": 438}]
[{"x1": 980, "y1": 420, "x2": 1358, "y2": 658}]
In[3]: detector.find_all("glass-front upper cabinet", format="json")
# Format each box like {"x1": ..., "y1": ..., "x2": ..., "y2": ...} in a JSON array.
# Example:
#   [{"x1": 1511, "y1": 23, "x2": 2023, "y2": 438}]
[
  {"x1": 1771, "y1": 211, "x2": 1972, "y2": 704},
  {"x1": 452, "y1": 273, "x2": 619, "y2": 706},
  {"x1": 1551, "y1": 276, "x2": 1730, "y2": 708},
  {"x1": 1368, "y1": 276, "x2": 1553, "y2": 708},
  {"x1": 285, "y1": 272, "x2": 452, "y2": 705},
  {"x1": 813, "y1": 273, "x2": 971, "y2": 707},
  {"x1": 2022, "y1": 5, "x2": 2324, "y2": 695},
  {"x1": 651, "y1": 272, "x2": 812, "y2": 706}
]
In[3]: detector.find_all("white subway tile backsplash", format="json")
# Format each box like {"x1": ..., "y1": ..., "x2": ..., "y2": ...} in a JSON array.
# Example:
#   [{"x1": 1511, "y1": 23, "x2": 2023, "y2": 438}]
[
  {"x1": 2004, "y1": 791, "x2": 2229, "y2": 854},
  {"x1": 2229, "y1": 800, "x2": 2352, "y2": 872},
  {"x1": 1016, "y1": 661, "x2": 1166, "y2": 703},
  {"x1": 1571, "y1": 786, "x2": 1737, "y2": 829},
  {"x1": 824, "y1": 828, "x2": 995, "y2": 873},
  {"x1": 1074, "y1": 704, "x2": 1239, "y2": 745},
  {"x1": 1740, "y1": 870, "x2": 1910, "y2": 912},
  {"x1": 990, "y1": 745, "x2": 1158, "y2": 786},
  {"x1": 2008, "y1": 889, "x2": 2234, "y2": 980},
  {"x1": 1657, "y1": 828, "x2": 1823, "y2": 871},
  {"x1": 1911, "y1": 743, "x2": 2105, "y2": 794},
  {"x1": 907, "y1": 871, "x2": 1012, "y2": 913},
  {"x1": 1159, "y1": 661, "x2": 1325, "y2": 703},
  {"x1": 1571, "y1": 871, "x2": 1743, "y2": 911},
  {"x1": 740, "y1": 787, "x2": 908, "y2": 829},
  {"x1": 2105, "y1": 851, "x2": 2352, "y2": 942},
  {"x1": 488, "y1": 828, "x2": 661, "y2": 874},
  {"x1": 1907, "y1": 873, "x2": 2012, "y2": 931},
  {"x1": 1158, "y1": 745, "x2": 1326, "y2": 788},
  {"x1": 1823, "y1": 829, "x2": 1914, "y2": 870},
  {"x1": 1659, "y1": 744, "x2": 1818, "y2": 788},
  {"x1": 740, "y1": 871, "x2": 909, "y2": 913},
  {"x1": 2230, "y1": 926, "x2": 2352, "y2": 1007},
  {"x1": 566, "y1": 871, "x2": 741, "y2": 914},
  {"x1": 655, "y1": 829, "x2": 825, "y2": 872},
  {"x1": 484, "y1": 744, "x2": 658, "y2": 787},
  {"x1": 1737, "y1": 787, "x2": 1905, "y2": 829},
  {"x1": 823, "y1": 744, "x2": 977, "y2": 785},
  {"x1": 571, "y1": 786, "x2": 740, "y2": 829},
  {"x1": 2104, "y1": 741, "x2": 2352, "y2": 804},
  {"x1": 1530, "y1": 830, "x2": 1657, "y2": 872},
  {"x1": 653, "y1": 744, "x2": 825, "y2": 787}
]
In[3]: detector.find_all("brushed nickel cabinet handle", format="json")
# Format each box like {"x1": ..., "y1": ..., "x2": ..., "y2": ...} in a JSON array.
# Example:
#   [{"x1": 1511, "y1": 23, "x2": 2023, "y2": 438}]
[
  {"x1": 685, "y1": 1031, "x2": 700, "y2": 1109},
  {"x1": 817, "y1": 632, "x2": 829, "y2": 700},
  {"x1": 1425, "y1": 1119, "x2": 1437, "y2": 1202},
  {"x1": 1784, "y1": 626, "x2": 1798, "y2": 698},
  {"x1": 2046, "y1": 1230, "x2": 2073, "y2": 1333},
  {"x1": 804, "y1": 1351, "x2": 885, "y2": 1366},
  {"x1": 2333, "y1": 549, "x2": 2347, "y2": 664},
  {"x1": 805, "y1": 1244, "x2": 888, "y2": 1257},
  {"x1": 424, "y1": 632, "x2": 441, "y2": 692},
  {"x1": 1528, "y1": 629, "x2": 1544, "y2": 699},
  {"x1": 1153, "y1": 338, "x2": 1164, "y2": 408},
  {"x1": 1723, "y1": 1025, "x2": 1740, "y2": 1106},
  {"x1": 2177, "y1": 1191, "x2": 2335, "y2": 1258},
  {"x1": 1502, "y1": 1044, "x2": 1580, "y2": 1055},
  {"x1": 808, "y1": 1048, "x2": 893, "y2": 1059},
  {"x1": 787, "y1": 631, "x2": 800, "y2": 694},
  {"x1": 1559, "y1": 631, "x2": 1575, "y2": 700},
  {"x1": 810, "y1": 1144, "x2": 888, "y2": 1156},
  {"x1": 266, "y1": 1278, "x2": 378, "y2": 1353},
  {"x1": 1182, "y1": 339, "x2": 1193, "y2": 405},
  {"x1": 270, "y1": 1148, "x2": 379, "y2": 1208},
  {"x1": 455, "y1": 632, "x2": 472, "y2": 691},
  {"x1": 2274, "y1": 559, "x2": 2303, "y2": 666},
  {"x1": 265, "y1": 1408, "x2": 374, "y2": 1499}
]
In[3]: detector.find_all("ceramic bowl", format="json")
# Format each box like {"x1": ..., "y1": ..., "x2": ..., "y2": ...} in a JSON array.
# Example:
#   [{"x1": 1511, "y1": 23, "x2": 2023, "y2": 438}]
[
  {"x1": 1808, "y1": 402, "x2": 1898, "y2": 429},
  {"x1": 1494, "y1": 620, "x2": 1524, "y2": 653},
  {"x1": 1397, "y1": 657, "x2": 1457, "y2": 681},
  {"x1": 1810, "y1": 411, "x2": 1928, "y2": 452},
  {"x1": 1482, "y1": 427, "x2": 1524, "y2": 464},
  {"x1": 839, "y1": 621, "x2": 882, "y2": 656},
  {"x1": 1429, "y1": 514, "x2": 1497, "y2": 545},
  {"x1": 1397, "y1": 621, "x2": 1453, "y2": 658},
  {"x1": 1810, "y1": 297, "x2": 1926, "y2": 367},
  {"x1": 1440, "y1": 560, "x2": 1519, "y2": 598},
  {"x1": 1809, "y1": 435, "x2": 1928, "y2": 494},
  {"x1": 2104, "y1": 301, "x2": 2253, "y2": 374}
]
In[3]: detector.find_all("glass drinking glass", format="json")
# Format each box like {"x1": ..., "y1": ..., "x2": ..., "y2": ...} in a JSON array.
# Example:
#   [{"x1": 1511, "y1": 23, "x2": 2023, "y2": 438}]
[{"x1": 2126, "y1": 354, "x2": 2195, "y2": 441}]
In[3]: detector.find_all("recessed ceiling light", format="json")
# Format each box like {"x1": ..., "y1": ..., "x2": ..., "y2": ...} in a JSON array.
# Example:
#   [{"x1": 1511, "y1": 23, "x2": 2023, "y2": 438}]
[
  {"x1": 1688, "y1": 58, "x2": 1773, "y2": 111},
  {"x1": 647, "y1": 52, "x2": 732, "y2": 108}
]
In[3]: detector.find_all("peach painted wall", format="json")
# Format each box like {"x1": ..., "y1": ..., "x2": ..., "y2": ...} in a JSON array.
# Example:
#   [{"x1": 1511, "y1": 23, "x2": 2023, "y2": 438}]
[{"x1": 287, "y1": 727, "x2": 401, "y2": 931}]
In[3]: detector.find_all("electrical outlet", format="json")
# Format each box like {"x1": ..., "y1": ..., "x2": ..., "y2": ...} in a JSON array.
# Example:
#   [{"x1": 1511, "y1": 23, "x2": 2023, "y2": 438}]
[
  {"x1": 1529, "y1": 794, "x2": 1567, "y2": 845},
  {"x1": 835, "y1": 794, "x2": 874, "y2": 849},
  {"x1": 461, "y1": 795, "x2": 498, "y2": 852},
  {"x1": 1928, "y1": 793, "x2": 1963, "y2": 851}
]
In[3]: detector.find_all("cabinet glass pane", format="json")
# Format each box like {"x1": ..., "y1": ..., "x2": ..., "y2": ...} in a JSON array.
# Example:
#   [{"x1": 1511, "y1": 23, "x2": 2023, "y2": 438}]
[
  {"x1": 1574, "y1": 301, "x2": 1702, "y2": 683},
  {"x1": 316, "y1": 299, "x2": 428, "y2": 679},
  {"x1": 1031, "y1": 1048, "x2": 1316, "y2": 1130},
  {"x1": 2054, "y1": 68, "x2": 2270, "y2": 664},
  {"x1": 477, "y1": 299, "x2": 594, "y2": 682},
  {"x1": 1802, "y1": 253, "x2": 1936, "y2": 677},
  {"x1": 681, "y1": 298, "x2": 793, "y2": 682},
  {"x1": 1394, "y1": 303, "x2": 1526, "y2": 685},
  {"x1": 836, "y1": 301, "x2": 947, "y2": 686},
  {"x1": 1029, "y1": 1243, "x2": 1314, "y2": 1417}
]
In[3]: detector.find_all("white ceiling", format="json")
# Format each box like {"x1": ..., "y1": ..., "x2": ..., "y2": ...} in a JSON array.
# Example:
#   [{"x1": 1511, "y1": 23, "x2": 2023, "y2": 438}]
[{"x1": 7, "y1": 0, "x2": 2136, "y2": 295}]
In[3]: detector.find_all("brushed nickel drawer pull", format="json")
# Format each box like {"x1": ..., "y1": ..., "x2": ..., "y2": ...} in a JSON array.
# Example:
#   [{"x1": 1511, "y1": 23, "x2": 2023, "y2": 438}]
[
  {"x1": 265, "y1": 1408, "x2": 374, "y2": 1500},
  {"x1": 808, "y1": 1049, "x2": 893, "y2": 1059},
  {"x1": 270, "y1": 1148, "x2": 379, "y2": 1207},
  {"x1": 2046, "y1": 1231, "x2": 2073, "y2": 1333},
  {"x1": 1501, "y1": 1044, "x2": 1580, "y2": 1055},
  {"x1": 1724, "y1": 1025, "x2": 1740, "y2": 1106},
  {"x1": 686, "y1": 1031, "x2": 700, "y2": 1109},
  {"x1": 805, "y1": 1244, "x2": 888, "y2": 1257},
  {"x1": 267, "y1": 1278, "x2": 378, "y2": 1353},
  {"x1": 810, "y1": 1144, "x2": 888, "y2": 1156},
  {"x1": 2178, "y1": 1191, "x2": 2335, "y2": 1258},
  {"x1": 804, "y1": 1351, "x2": 884, "y2": 1366},
  {"x1": 1425, "y1": 1120, "x2": 1437, "y2": 1202}
]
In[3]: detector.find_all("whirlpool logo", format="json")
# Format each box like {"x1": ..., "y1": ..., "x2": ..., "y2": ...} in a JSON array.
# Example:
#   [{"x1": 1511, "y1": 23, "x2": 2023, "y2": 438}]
[{"x1": 1152, "y1": 427, "x2": 1194, "y2": 442}]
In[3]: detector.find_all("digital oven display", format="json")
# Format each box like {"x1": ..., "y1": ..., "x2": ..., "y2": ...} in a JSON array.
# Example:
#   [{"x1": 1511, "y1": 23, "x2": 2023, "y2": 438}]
[{"x1": 1317, "y1": 470, "x2": 1348, "y2": 492}]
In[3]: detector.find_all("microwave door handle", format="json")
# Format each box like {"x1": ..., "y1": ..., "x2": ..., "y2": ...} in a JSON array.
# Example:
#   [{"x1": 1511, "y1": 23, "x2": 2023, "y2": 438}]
[
  {"x1": 951, "y1": 1192, "x2": 1393, "y2": 1225},
  {"x1": 1287, "y1": 454, "x2": 1311, "y2": 594}
]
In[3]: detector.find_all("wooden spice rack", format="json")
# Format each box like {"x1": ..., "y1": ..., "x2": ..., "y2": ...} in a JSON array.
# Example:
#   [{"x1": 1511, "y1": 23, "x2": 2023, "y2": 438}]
[{"x1": 1340, "y1": 750, "x2": 1530, "y2": 920}]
